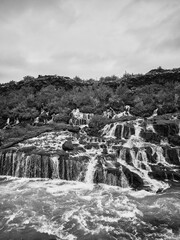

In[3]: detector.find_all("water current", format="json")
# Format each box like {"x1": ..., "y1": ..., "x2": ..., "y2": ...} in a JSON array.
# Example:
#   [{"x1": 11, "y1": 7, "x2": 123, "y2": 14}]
[
  {"x1": 0, "y1": 177, "x2": 180, "y2": 240},
  {"x1": 1, "y1": 113, "x2": 180, "y2": 239}
]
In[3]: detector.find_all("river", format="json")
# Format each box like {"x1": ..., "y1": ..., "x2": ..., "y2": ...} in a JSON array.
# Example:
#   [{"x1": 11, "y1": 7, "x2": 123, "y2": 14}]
[{"x1": 0, "y1": 176, "x2": 180, "y2": 240}]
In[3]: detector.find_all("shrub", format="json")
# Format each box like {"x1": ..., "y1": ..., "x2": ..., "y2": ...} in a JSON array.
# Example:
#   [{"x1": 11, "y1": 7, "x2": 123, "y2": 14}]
[
  {"x1": 80, "y1": 105, "x2": 95, "y2": 113},
  {"x1": 53, "y1": 113, "x2": 70, "y2": 124},
  {"x1": 89, "y1": 115, "x2": 109, "y2": 131}
]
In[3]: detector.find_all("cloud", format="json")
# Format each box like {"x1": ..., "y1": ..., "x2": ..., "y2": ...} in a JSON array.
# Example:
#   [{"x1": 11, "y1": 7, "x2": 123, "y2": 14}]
[{"x1": 0, "y1": 0, "x2": 180, "y2": 83}]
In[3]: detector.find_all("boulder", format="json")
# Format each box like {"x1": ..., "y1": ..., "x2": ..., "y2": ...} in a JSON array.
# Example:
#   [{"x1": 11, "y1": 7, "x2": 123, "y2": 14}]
[
  {"x1": 149, "y1": 165, "x2": 167, "y2": 181},
  {"x1": 62, "y1": 141, "x2": 74, "y2": 151},
  {"x1": 122, "y1": 166, "x2": 144, "y2": 190}
]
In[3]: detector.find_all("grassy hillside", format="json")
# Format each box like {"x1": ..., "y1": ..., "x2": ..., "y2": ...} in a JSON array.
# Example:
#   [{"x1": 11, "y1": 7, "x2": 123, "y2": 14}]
[{"x1": 0, "y1": 67, "x2": 180, "y2": 128}]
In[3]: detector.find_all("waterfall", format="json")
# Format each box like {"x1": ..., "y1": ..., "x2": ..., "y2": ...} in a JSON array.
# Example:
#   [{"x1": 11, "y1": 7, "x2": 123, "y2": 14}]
[
  {"x1": 1, "y1": 114, "x2": 180, "y2": 192},
  {"x1": 178, "y1": 121, "x2": 180, "y2": 136},
  {"x1": 121, "y1": 170, "x2": 129, "y2": 188},
  {"x1": 50, "y1": 155, "x2": 59, "y2": 178},
  {"x1": 148, "y1": 108, "x2": 158, "y2": 119},
  {"x1": 123, "y1": 120, "x2": 143, "y2": 148},
  {"x1": 134, "y1": 120, "x2": 143, "y2": 138},
  {"x1": 101, "y1": 122, "x2": 127, "y2": 139},
  {"x1": 146, "y1": 122, "x2": 156, "y2": 133},
  {"x1": 121, "y1": 123, "x2": 125, "y2": 140},
  {"x1": 101, "y1": 123, "x2": 118, "y2": 138},
  {"x1": 84, "y1": 156, "x2": 97, "y2": 184}
]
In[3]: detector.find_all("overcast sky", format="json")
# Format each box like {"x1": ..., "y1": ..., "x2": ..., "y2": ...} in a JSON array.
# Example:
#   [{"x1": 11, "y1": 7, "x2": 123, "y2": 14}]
[{"x1": 0, "y1": 0, "x2": 180, "y2": 83}]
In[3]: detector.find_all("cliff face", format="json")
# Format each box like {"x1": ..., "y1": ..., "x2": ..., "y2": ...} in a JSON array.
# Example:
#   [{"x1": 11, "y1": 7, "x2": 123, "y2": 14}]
[{"x1": 1, "y1": 115, "x2": 180, "y2": 192}]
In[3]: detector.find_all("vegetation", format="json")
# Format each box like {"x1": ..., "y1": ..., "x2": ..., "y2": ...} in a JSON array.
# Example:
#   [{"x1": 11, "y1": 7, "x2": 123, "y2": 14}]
[
  {"x1": 0, "y1": 122, "x2": 80, "y2": 149},
  {"x1": 0, "y1": 67, "x2": 180, "y2": 129}
]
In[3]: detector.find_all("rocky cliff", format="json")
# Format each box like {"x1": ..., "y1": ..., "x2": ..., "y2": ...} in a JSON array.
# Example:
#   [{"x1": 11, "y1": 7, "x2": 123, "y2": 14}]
[{"x1": 1, "y1": 114, "x2": 180, "y2": 192}]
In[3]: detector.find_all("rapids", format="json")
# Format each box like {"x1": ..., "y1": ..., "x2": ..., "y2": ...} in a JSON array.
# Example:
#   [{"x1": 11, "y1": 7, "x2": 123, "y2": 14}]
[
  {"x1": 1, "y1": 114, "x2": 180, "y2": 239},
  {"x1": 0, "y1": 176, "x2": 180, "y2": 240}
]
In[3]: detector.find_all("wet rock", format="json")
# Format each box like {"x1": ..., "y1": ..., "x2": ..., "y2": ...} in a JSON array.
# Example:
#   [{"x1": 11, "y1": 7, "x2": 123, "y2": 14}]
[
  {"x1": 145, "y1": 146, "x2": 157, "y2": 164},
  {"x1": 100, "y1": 143, "x2": 107, "y2": 149},
  {"x1": 164, "y1": 147, "x2": 180, "y2": 165},
  {"x1": 168, "y1": 135, "x2": 180, "y2": 146},
  {"x1": 122, "y1": 166, "x2": 144, "y2": 190},
  {"x1": 114, "y1": 124, "x2": 135, "y2": 139},
  {"x1": 140, "y1": 130, "x2": 160, "y2": 143},
  {"x1": 149, "y1": 165, "x2": 167, "y2": 181},
  {"x1": 66, "y1": 125, "x2": 80, "y2": 133},
  {"x1": 94, "y1": 168, "x2": 105, "y2": 183},
  {"x1": 104, "y1": 153, "x2": 117, "y2": 161},
  {"x1": 172, "y1": 172, "x2": 180, "y2": 181},
  {"x1": 154, "y1": 120, "x2": 179, "y2": 137},
  {"x1": 62, "y1": 141, "x2": 74, "y2": 151},
  {"x1": 124, "y1": 148, "x2": 132, "y2": 165},
  {"x1": 84, "y1": 142, "x2": 99, "y2": 149},
  {"x1": 105, "y1": 168, "x2": 122, "y2": 186},
  {"x1": 102, "y1": 148, "x2": 108, "y2": 154}
]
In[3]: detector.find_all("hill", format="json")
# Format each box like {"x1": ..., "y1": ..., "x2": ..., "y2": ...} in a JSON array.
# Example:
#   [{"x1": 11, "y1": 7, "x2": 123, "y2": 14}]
[{"x1": 0, "y1": 67, "x2": 180, "y2": 128}]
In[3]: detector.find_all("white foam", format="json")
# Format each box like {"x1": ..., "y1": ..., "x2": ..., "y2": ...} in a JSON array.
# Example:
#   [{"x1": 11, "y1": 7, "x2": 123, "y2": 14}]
[{"x1": 84, "y1": 156, "x2": 98, "y2": 184}]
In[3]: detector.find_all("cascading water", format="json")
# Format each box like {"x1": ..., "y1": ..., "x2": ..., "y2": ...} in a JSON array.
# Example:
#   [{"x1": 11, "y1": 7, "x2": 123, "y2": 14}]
[
  {"x1": 84, "y1": 156, "x2": 97, "y2": 184},
  {"x1": 178, "y1": 120, "x2": 180, "y2": 136},
  {"x1": 146, "y1": 122, "x2": 156, "y2": 133},
  {"x1": 123, "y1": 119, "x2": 143, "y2": 148},
  {"x1": 101, "y1": 122, "x2": 118, "y2": 138},
  {"x1": 50, "y1": 155, "x2": 60, "y2": 178},
  {"x1": 1, "y1": 115, "x2": 180, "y2": 239},
  {"x1": 121, "y1": 169, "x2": 130, "y2": 188}
]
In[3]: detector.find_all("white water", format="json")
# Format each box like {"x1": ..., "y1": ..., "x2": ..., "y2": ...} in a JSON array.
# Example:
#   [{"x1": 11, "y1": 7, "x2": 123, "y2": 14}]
[
  {"x1": 123, "y1": 120, "x2": 143, "y2": 148},
  {"x1": 148, "y1": 108, "x2": 158, "y2": 119},
  {"x1": 0, "y1": 176, "x2": 179, "y2": 240},
  {"x1": 51, "y1": 155, "x2": 60, "y2": 178},
  {"x1": 101, "y1": 122, "x2": 118, "y2": 138},
  {"x1": 1, "y1": 114, "x2": 180, "y2": 239},
  {"x1": 84, "y1": 156, "x2": 97, "y2": 184},
  {"x1": 146, "y1": 122, "x2": 156, "y2": 133}
]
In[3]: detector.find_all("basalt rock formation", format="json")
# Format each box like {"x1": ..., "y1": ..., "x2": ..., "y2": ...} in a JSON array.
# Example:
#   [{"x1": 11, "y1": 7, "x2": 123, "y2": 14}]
[
  {"x1": 1, "y1": 67, "x2": 180, "y2": 191},
  {"x1": 1, "y1": 114, "x2": 180, "y2": 192}
]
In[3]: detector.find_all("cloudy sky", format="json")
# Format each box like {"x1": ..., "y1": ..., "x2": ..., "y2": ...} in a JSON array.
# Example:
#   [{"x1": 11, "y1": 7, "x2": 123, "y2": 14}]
[{"x1": 0, "y1": 0, "x2": 180, "y2": 83}]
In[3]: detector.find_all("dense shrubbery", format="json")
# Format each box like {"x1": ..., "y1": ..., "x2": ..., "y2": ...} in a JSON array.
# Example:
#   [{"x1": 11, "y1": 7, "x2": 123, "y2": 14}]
[
  {"x1": 88, "y1": 115, "x2": 110, "y2": 136},
  {"x1": 0, "y1": 68, "x2": 180, "y2": 128}
]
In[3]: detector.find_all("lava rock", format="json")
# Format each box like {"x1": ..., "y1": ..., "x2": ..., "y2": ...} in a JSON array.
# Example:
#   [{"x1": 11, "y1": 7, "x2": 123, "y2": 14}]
[
  {"x1": 122, "y1": 166, "x2": 144, "y2": 190},
  {"x1": 168, "y1": 135, "x2": 180, "y2": 146},
  {"x1": 154, "y1": 120, "x2": 179, "y2": 137},
  {"x1": 62, "y1": 140, "x2": 74, "y2": 151},
  {"x1": 140, "y1": 130, "x2": 160, "y2": 143},
  {"x1": 165, "y1": 147, "x2": 180, "y2": 165},
  {"x1": 114, "y1": 124, "x2": 135, "y2": 139}
]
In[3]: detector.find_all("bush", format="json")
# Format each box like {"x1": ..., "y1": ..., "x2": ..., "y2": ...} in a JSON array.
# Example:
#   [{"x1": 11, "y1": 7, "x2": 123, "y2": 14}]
[
  {"x1": 3, "y1": 126, "x2": 28, "y2": 139},
  {"x1": 80, "y1": 105, "x2": 95, "y2": 113},
  {"x1": 89, "y1": 115, "x2": 108, "y2": 129}
]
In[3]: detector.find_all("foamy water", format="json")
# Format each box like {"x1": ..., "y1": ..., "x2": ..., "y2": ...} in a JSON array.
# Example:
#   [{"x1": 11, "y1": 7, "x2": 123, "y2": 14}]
[
  {"x1": 0, "y1": 176, "x2": 180, "y2": 240},
  {"x1": 1, "y1": 114, "x2": 180, "y2": 239}
]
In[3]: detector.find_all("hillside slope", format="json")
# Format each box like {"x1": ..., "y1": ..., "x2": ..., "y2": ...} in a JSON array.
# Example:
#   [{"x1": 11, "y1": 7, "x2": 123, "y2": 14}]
[{"x1": 0, "y1": 67, "x2": 180, "y2": 128}]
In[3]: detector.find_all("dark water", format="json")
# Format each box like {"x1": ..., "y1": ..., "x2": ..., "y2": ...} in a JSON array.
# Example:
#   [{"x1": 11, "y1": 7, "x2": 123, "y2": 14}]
[{"x1": 0, "y1": 176, "x2": 180, "y2": 240}]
